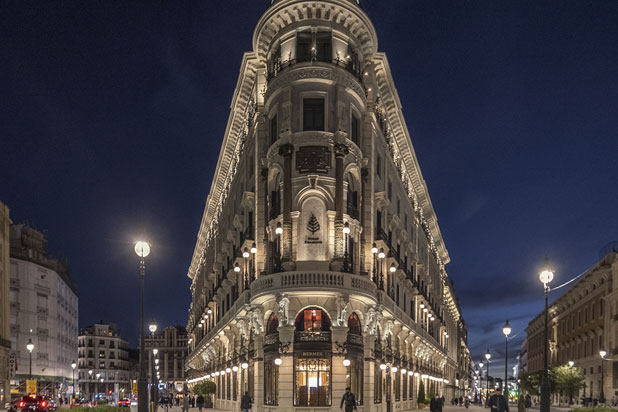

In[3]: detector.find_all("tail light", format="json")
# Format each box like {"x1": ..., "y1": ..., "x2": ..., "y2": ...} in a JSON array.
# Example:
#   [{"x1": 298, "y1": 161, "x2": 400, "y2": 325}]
[
  {"x1": 19, "y1": 401, "x2": 25, "y2": 408},
  {"x1": 40, "y1": 401, "x2": 47, "y2": 408}
]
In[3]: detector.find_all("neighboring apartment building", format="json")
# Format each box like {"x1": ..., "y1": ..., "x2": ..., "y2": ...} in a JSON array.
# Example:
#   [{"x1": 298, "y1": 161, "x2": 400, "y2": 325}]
[
  {"x1": 184, "y1": 1, "x2": 469, "y2": 411},
  {"x1": 78, "y1": 323, "x2": 131, "y2": 400},
  {"x1": 525, "y1": 251, "x2": 618, "y2": 401},
  {"x1": 145, "y1": 326, "x2": 188, "y2": 395},
  {"x1": 0, "y1": 202, "x2": 11, "y2": 404},
  {"x1": 9, "y1": 224, "x2": 78, "y2": 397}
]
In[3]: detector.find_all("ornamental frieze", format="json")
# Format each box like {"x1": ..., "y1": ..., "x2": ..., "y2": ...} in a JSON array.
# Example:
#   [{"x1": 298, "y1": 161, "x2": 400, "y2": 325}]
[{"x1": 264, "y1": 66, "x2": 365, "y2": 102}]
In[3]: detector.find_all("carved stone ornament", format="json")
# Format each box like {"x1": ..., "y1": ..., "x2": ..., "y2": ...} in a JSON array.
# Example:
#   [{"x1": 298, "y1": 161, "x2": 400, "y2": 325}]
[
  {"x1": 278, "y1": 143, "x2": 294, "y2": 157},
  {"x1": 296, "y1": 146, "x2": 331, "y2": 173},
  {"x1": 336, "y1": 294, "x2": 350, "y2": 327},
  {"x1": 381, "y1": 319, "x2": 394, "y2": 341},
  {"x1": 334, "y1": 143, "x2": 349, "y2": 158},
  {"x1": 276, "y1": 293, "x2": 290, "y2": 327},
  {"x1": 264, "y1": 67, "x2": 364, "y2": 102}
]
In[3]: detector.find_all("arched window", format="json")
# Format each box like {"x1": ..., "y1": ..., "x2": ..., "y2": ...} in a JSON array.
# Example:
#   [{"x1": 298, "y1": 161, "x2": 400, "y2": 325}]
[
  {"x1": 348, "y1": 313, "x2": 361, "y2": 335},
  {"x1": 295, "y1": 308, "x2": 331, "y2": 332},
  {"x1": 266, "y1": 313, "x2": 279, "y2": 335}
]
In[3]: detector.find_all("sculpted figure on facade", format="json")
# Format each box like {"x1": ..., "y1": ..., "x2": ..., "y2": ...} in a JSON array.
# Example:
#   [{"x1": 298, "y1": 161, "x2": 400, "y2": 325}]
[
  {"x1": 249, "y1": 307, "x2": 264, "y2": 334},
  {"x1": 237, "y1": 318, "x2": 249, "y2": 340},
  {"x1": 381, "y1": 319, "x2": 394, "y2": 342},
  {"x1": 364, "y1": 304, "x2": 383, "y2": 335},
  {"x1": 276, "y1": 293, "x2": 290, "y2": 326},
  {"x1": 336, "y1": 294, "x2": 350, "y2": 327}
]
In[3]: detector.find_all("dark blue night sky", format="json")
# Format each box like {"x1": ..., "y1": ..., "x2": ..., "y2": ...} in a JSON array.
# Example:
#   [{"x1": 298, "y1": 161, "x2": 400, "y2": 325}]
[{"x1": 2, "y1": 0, "x2": 617, "y2": 377}]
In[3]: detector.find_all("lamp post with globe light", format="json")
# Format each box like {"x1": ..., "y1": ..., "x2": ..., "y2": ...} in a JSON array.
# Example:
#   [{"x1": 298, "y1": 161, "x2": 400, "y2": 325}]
[
  {"x1": 71, "y1": 360, "x2": 77, "y2": 401},
  {"x1": 343, "y1": 222, "x2": 350, "y2": 272},
  {"x1": 135, "y1": 241, "x2": 151, "y2": 412},
  {"x1": 478, "y1": 363, "x2": 484, "y2": 404},
  {"x1": 599, "y1": 349, "x2": 606, "y2": 403},
  {"x1": 26, "y1": 339, "x2": 34, "y2": 380},
  {"x1": 485, "y1": 350, "x2": 491, "y2": 406},
  {"x1": 539, "y1": 257, "x2": 554, "y2": 412},
  {"x1": 149, "y1": 323, "x2": 157, "y2": 407},
  {"x1": 502, "y1": 320, "x2": 512, "y2": 393}
]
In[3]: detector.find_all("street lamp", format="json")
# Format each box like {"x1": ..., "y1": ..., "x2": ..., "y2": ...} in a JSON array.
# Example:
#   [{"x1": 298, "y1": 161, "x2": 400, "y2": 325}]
[
  {"x1": 568, "y1": 361, "x2": 574, "y2": 367},
  {"x1": 539, "y1": 257, "x2": 554, "y2": 412},
  {"x1": 275, "y1": 222, "x2": 282, "y2": 272},
  {"x1": 148, "y1": 323, "x2": 158, "y2": 407},
  {"x1": 600, "y1": 349, "x2": 607, "y2": 403},
  {"x1": 378, "y1": 248, "x2": 385, "y2": 290},
  {"x1": 135, "y1": 240, "x2": 151, "y2": 412},
  {"x1": 502, "y1": 320, "x2": 512, "y2": 392},
  {"x1": 71, "y1": 360, "x2": 77, "y2": 401},
  {"x1": 250, "y1": 242, "x2": 257, "y2": 282},
  {"x1": 26, "y1": 339, "x2": 34, "y2": 380},
  {"x1": 88, "y1": 370, "x2": 93, "y2": 400},
  {"x1": 485, "y1": 350, "x2": 491, "y2": 406},
  {"x1": 96, "y1": 373, "x2": 101, "y2": 399}
]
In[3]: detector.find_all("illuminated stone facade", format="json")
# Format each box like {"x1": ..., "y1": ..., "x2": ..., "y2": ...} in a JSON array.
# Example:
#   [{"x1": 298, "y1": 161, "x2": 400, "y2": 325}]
[
  {"x1": 525, "y1": 251, "x2": 618, "y2": 402},
  {"x1": 185, "y1": 1, "x2": 469, "y2": 411}
]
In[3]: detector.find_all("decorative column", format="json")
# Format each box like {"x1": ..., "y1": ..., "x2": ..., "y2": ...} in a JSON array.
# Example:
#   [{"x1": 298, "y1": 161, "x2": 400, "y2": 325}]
[
  {"x1": 332, "y1": 325, "x2": 349, "y2": 406},
  {"x1": 334, "y1": 143, "x2": 349, "y2": 259},
  {"x1": 279, "y1": 143, "x2": 294, "y2": 265}
]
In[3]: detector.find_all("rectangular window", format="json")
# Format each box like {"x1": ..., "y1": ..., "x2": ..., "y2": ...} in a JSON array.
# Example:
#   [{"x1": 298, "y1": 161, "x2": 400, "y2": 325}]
[
  {"x1": 409, "y1": 374, "x2": 414, "y2": 399},
  {"x1": 264, "y1": 359, "x2": 279, "y2": 405},
  {"x1": 303, "y1": 98, "x2": 325, "y2": 131},
  {"x1": 403, "y1": 371, "x2": 408, "y2": 400},
  {"x1": 351, "y1": 113, "x2": 360, "y2": 145},
  {"x1": 374, "y1": 363, "x2": 382, "y2": 403},
  {"x1": 395, "y1": 368, "x2": 401, "y2": 401},
  {"x1": 296, "y1": 30, "x2": 313, "y2": 62},
  {"x1": 315, "y1": 31, "x2": 332, "y2": 61},
  {"x1": 270, "y1": 115, "x2": 278, "y2": 145},
  {"x1": 294, "y1": 357, "x2": 331, "y2": 406},
  {"x1": 376, "y1": 155, "x2": 381, "y2": 178}
]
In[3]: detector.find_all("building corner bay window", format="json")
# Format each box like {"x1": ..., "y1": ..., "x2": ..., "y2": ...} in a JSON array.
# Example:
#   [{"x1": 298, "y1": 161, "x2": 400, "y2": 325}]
[{"x1": 303, "y1": 98, "x2": 325, "y2": 131}]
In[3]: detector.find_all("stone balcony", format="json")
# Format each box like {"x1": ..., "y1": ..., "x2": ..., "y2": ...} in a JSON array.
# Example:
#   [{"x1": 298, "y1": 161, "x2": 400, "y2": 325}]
[{"x1": 250, "y1": 270, "x2": 377, "y2": 303}]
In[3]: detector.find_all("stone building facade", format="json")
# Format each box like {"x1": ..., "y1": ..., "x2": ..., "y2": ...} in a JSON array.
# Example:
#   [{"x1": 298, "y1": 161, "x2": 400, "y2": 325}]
[
  {"x1": 185, "y1": 1, "x2": 469, "y2": 412},
  {"x1": 9, "y1": 224, "x2": 78, "y2": 397},
  {"x1": 0, "y1": 202, "x2": 11, "y2": 404},
  {"x1": 78, "y1": 324, "x2": 130, "y2": 400},
  {"x1": 525, "y1": 252, "x2": 618, "y2": 401},
  {"x1": 145, "y1": 326, "x2": 188, "y2": 395}
]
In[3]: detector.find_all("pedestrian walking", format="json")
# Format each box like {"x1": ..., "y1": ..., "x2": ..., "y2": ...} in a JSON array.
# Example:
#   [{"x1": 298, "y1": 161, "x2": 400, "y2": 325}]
[
  {"x1": 489, "y1": 388, "x2": 509, "y2": 412},
  {"x1": 241, "y1": 391, "x2": 253, "y2": 412},
  {"x1": 525, "y1": 394, "x2": 531, "y2": 409},
  {"x1": 182, "y1": 394, "x2": 189, "y2": 412},
  {"x1": 517, "y1": 395, "x2": 526, "y2": 412},
  {"x1": 196, "y1": 394, "x2": 204, "y2": 412},
  {"x1": 430, "y1": 394, "x2": 443, "y2": 412},
  {"x1": 340, "y1": 387, "x2": 357, "y2": 412}
]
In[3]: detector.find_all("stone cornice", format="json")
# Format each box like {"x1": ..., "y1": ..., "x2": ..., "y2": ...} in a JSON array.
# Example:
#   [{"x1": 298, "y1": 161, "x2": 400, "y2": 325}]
[
  {"x1": 187, "y1": 53, "x2": 259, "y2": 279},
  {"x1": 372, "y1": 52, "x2": 450, "y2": 265}
]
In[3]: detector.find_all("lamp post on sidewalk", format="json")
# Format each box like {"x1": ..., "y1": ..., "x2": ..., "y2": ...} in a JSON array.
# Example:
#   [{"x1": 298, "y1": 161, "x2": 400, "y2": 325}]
[
  {"x1": 502, "y1": 320, "x2": 512, "y2": 393},
  {"x1": 599, "y1": 349, "x2": 607, "y2": 404},
  {"x1": 135, "y1": 241, "x2": 151, "y2": 412},
  {"x1": 485, "y1": 350, "x2": 491, "y2": 406},
  {"x1": 539, "y1": 257, "x2": 554, "y2": 412}
]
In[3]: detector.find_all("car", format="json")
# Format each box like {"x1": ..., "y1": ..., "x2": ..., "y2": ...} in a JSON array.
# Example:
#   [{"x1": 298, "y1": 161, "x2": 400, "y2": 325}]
[
  {"x1": 118, "y1": 399, "x2": 131, "y2": 407},
  {"x1": 13, "y1": 396, "x2": 56, "y2": 412}
]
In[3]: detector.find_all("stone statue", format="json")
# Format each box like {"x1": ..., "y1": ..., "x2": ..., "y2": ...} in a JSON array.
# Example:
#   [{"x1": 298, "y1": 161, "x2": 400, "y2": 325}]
[
  {"x1": 249, "y1": 308, "x2": 264, "y2": 334},
  {"x1": 336, "y1": 294, "x2": 350, "y2": 326},
  {"x1": 237, "y1": 318, "x2": 249, "y2": 340},
  {"x1": 381, "y1": 319, "x2": 394, "y2": 341},
  {"x1": 364, "y1": 306, "x2": 376, "y2": 335},
  {"x1": 276, "y1": 293, "x2": 290, "y2": 326}
]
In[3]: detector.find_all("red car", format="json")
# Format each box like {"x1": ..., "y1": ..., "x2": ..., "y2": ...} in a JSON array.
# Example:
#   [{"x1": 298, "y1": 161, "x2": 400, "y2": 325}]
[
  {"x1": 118, "y1": 399, "x2": 131, "y2": 407},
  {"x1": 13, "y1": 396, "x2": 56, "y2": 412}
]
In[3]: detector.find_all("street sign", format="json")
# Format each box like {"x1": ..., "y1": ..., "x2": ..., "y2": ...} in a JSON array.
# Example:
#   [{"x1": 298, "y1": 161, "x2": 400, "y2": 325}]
[
  {"x1": 9, "y1": 353, "x2": 16, "y2": 377},
  {"x1": 132, "y1": 382, "x2": 138, "y2": 395},
  {"x1": 26, "y1": 379, "x2": 37, "y2": 394}
]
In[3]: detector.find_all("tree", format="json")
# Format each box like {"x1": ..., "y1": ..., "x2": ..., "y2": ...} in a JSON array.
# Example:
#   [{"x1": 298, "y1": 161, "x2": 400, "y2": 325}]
[
  {"x1": 418, "y1": 380, "x2": 426, "y2": 405},
  {"x1": 551, "y1": 364, "x2": 584, "y2": 404},
  {"x1": 519, "y1": 371, "x2": 541, "y2": 395}
]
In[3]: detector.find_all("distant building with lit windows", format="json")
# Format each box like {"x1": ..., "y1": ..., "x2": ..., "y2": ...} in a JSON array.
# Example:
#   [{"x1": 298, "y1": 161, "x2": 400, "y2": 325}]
[{"x1": 185, "y1": 1, "x2": 470, "y2": 411}]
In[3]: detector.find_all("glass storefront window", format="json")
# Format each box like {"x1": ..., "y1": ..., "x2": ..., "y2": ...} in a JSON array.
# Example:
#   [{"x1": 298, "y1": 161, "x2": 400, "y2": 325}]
[
  {"x1": 264, "y1": 360, "x2": 278, "y2": 405},
  {"x1": 374, "y1": 362, "x2": 382, "y2": 403},
  {"x1": 294, "y1": 357, "x2": 331, "y2": 406},
  {"x1": 346, "y1": 358, "x2": 363, "y2": 405}
]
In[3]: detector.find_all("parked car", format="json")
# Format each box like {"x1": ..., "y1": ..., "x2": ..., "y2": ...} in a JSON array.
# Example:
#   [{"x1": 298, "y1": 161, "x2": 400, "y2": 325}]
[{"x1": 118, "y1": 399, "x2": 131, "y2": 407}]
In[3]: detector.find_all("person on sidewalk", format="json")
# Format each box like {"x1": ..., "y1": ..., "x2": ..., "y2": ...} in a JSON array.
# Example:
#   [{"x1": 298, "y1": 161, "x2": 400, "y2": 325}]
[
  {"x1": 517, "y1": 395, "x2": 526, "y2": 412},
  {"x1": 430, "y1": 394, "x2": 443, "y2": 412},
  {"x1": 182, "y1": 394, "x2": 189, "y2": 412},
  {"x1": 196, "y1": 394, "x2": 204, "y2": 412},
  {"x1": 489, "y1": 388, "x2": 509, "y2": 412},
  {"x1": 340, "y1": 387, "x2": 357, "y2": 412},
  {"x1": 241, "y1": 391, "x2": 253, "y2": 412}
]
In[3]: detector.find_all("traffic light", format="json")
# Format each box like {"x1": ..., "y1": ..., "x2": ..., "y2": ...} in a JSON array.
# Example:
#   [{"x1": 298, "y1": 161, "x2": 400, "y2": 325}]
[{"x1": 109, "y1": 390, "x2": 113, "y2": 395}]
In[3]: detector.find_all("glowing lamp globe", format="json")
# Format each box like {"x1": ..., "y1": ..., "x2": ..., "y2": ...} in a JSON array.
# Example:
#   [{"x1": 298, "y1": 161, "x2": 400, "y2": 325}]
[
  {"x1": 241, "y1": 362, "x2": 248, "y2": 369},
  {"x1": 343, "y1": 222, "x2": 350, "y2": 234},
  {"x1": 149, "y1": 324, "x2": 157, "y2": 334},
  {"x1": 390, "y1": 263, "x2": 396, "y2": 273},
  {"x1": 250, "y1": 243, "x2": 257, "y2": 254},
  {"x1": 485, "y1": 350, "x2": 491, "y2": 361},
  {"x1": 502, "y1": 320, "x2": 512, "y2": 337},
  {"x1": 232, "y1": 366, "x2": 238, "y2": 372},
  {"x1": 134, "y1": 241, "x2": 150, "y2": 258},
  {"x1": 379, "y1": 363, "x2": 387, "y2": 370},
  {"x1": 225, "y1": 367, "x2": 231, "y2": 373},
  {"x1": 243, "y1": 249, "x2": 250, "y2": 258},
  {"x1": 600, "y1": 349, "x2": 607, "y2": 358},
  {"x1": 26, "y1": 339, "x2": 34, "y2": 352},
  {"x1": 72, "y1": 361, "x2": 77, "y2": 369},
  {"x1": 392, "y1": 366, "x2": 398, "y2": 373},
  {"x1": 342, "y1": 359, "x2": 351, "y2": 367},
  {"x1": 234, "y1": 264, "x2": 241, "y2": 273},
  {"x1": 274, "y1": 358, "x2": 282, "y2": 366},
  {"x1": 568, "y1": 361, "x2": 574, "y2": 367},
  {"x1": 371, "y1": 243, "x2": 378, "y2": 254},
  {"x1": 539, "y1": 257, "x2": 554, "y2": 285}
]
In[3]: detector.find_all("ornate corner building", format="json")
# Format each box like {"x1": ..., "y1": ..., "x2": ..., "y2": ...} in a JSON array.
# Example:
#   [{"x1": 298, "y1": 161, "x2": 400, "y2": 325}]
[{"x1": 185, "y1": 1, "x2": 470, "y2": 410}]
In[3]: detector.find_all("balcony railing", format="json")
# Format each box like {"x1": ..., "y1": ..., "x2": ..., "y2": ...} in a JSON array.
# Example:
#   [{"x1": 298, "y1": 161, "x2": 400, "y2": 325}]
[
  {"x1": 267, "y1": 56, "x2": 362, "y2": 83},
  {"x1": 294, "y1": 331, "x2": 331, "y2": 343}
]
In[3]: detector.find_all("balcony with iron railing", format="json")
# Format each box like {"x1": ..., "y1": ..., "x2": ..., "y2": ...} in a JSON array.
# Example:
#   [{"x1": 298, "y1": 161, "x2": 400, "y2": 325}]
[{"x1": 267, "y1": 55, "x2": 363, "y2": 84}]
